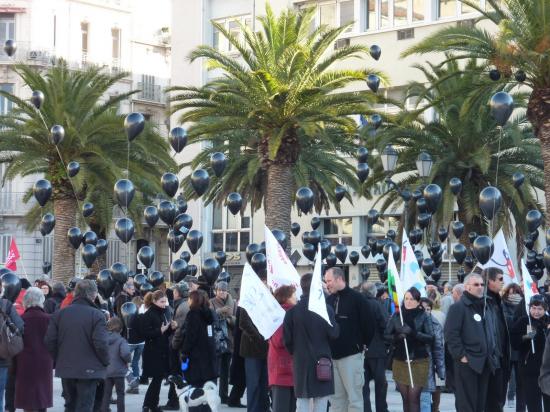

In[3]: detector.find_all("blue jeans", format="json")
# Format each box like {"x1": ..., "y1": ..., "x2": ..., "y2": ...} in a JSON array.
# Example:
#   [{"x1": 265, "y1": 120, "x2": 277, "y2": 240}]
[
  {"x1": 128, "y1": 343, "x2": 144, "y2": 379},
  {"x1": 0, "y1": 366, "x2": 7, "y2": 411},
  {"x1": 244, "y1": 358, "x2": 268, "y2": 412},
  {"x1": 420, "y1": 390, "x2": 431, "y2": 412}
]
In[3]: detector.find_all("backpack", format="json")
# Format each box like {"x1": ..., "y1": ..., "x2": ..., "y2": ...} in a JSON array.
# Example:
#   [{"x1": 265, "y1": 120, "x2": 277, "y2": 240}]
[
  {"x1": 0, "y1": 300, "x2": 23, "y2": 359},
  {"x1": 212, "y1": 312, "x2": 230, "y2": 355}
]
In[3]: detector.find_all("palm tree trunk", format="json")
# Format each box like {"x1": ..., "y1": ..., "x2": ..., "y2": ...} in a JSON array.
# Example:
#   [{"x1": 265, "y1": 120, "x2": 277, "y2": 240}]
[
  {"x1": 264, "y1": 163, "x2": 293, "y2": 253},
  {"x1": 53, "y1": 197, "x2": 77, "y2": 284}
]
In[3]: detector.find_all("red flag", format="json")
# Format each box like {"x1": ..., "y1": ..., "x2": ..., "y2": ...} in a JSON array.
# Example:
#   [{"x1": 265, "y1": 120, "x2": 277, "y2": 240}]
[{"x1": 5, "y1": 238, "x2": 20, "y2": 271}]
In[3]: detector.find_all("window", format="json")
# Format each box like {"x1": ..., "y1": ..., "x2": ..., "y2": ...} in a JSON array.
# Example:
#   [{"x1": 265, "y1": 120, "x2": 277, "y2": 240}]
[
  {"x1": 340, "y1": 1, "x2": 354, "y2": 30},
  {"x1": 0, "y1": 15, "x2": 14, "y2": 56},
  {"x1": 228, "y1": 20, "x2": 240, "y2": 52},
  {"x1": 42, "y1": 235, "x2": 53, "y2": 266},
  {"x1": 211, "y1": 205, "x2": 251, "y2": 252},
  {"x1": 366, "y1": 0, "x2": 376, "y2": 29},
  {"x1": 212, "y1": 25, "x2": 221, "y2": 50},
  {"x1": 412, "y1": 0, "x2": 425, "y2": 21},
  {"x1": 394, "y1": 0, "x2": 408, "y2": 26},
  {"x1": 211, "y1": 15, "x2": 251, "y2": 53},
  {"x1": 460, "y1": 0, "x2": 476, "y2": 13},
  {"x1": 81, "y1": 22, "x2": 89, "y2": 65},
  {"x1": 381, "y1": 0, "x2": 390, "y2": 27},
  {"x1": 322, "y1": 217, "x2": 352, "y2": 245},
  {"x1": 0, "y1": 84, "x2": 13, "y2": 115},
  {"x1": 111, "y1": 28, "x2": 121, "y2": 64},
  {"x1": 320, "y1": 3, "x2": 337, "y2": 27},
  {"x1": 438, "y1": 0, "x2": 457, "y2": 17},
  {"x1": 0, "y1": 234, "x2": 11, "y2": 263},
  {"x1": 305, "y1": 2, "x2": 356, "y2": 33}
]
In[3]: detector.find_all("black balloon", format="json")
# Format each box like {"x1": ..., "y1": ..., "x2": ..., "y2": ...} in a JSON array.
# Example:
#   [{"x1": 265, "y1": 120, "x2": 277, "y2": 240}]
[
  {"x1": 371, "y1": 114, "x2": 382, "y2": 130},
  {"x1": 144, "y1": 206, "x2": 159, "y2": 227},
  {"x1": 50, "y1": 125, "x2": 65, "y2": 145},
  {"x1": 81, "y1": 244, "x2": 97, "y2": 268},
  {"x1": 114, "y1": 179, "x2": 135, "y2": 209},
  {"x1": 149, "y1": 271, "x2": 165, "y2": 287},
  {"x1": 210, "y1": 152, "x2": 227, "y2": 177},
  {"x1": 423, "y1": 184, "x2": 442, "y2": 213},
  {"x1": 190, "y1": 169, "x2": 210, "y2": 196},
  {"x1": 524, "y1": 235, "x2": 535, "y2": 251},
  {"x1": 167, "y1": 229, "x2": 185, "y2": 253},
  {"x1": 170, "y1": 259, "x2": 188, "y2": 283},
  {"x1": 490, "y1": 91, "x2": 514, "y2": 126},
  {"x1": 357, "y1": 147, "x2": 369, "y2": 163},
  {"x1": 422, "y1": 258, "x2": 434, "y2": 277},
  {"x1": 334, "y1": 243, "x2": 348, "y2": 264},
  {"x1": 479, "y1": 186, "x2": 502, "y2": 220},
  {"x1": 187, "y1": 264, "x2": 198, "y2": 277},
  {"x1": 401, "y1": 189, "x2": 411, "y2": 202},
  {"x1": 158, "y1": 200, "x2": 176, "y2": 225},
  {"x1": 325, "y1": 253, "x2": 337, "y2": 268},
  {"x1": 296, "y1": 187, "x2": 314, "y2": 214},
  {"x1": 114, "y1": 218, "x2": 134, "y2": 243},
  {"x1": 67, "y1": 227, "x2": 82, "y2": 249},
  {"x1": 140, "y1": 282, "x2": 154, "y2": 294},
  {"x1": 438, "y1": 227, "x2": 448, "y2": 242},
  {"x1": 451, "y1": 221, "x2": 464, "y2": 239},
  {"x1": 361, "y1": 245, "x2": 371, "y2": 259},
  {"x1": 42, "y1": 261, "x2": 51, "y2": 275},
  {"x1": 513, "y1": 172, "x2": 525, "y2": 189},
  {"x1": 311, "y1": 217, "x2": 320, "y2": 230},
  {"x1": 409, "y1": 229, "x2": 423, "y2": 246},
  {"x1": 124, "y1": 112, "x2": 145, "y2": 141},
  {"x1": 110, "y1": 262, "x2": 129, "y2": 284},
  {"x1": 1, "y1": 272, "x2": 20, "y2": 302},
  {"x1": 180, "y1": 251, "x2": 191, "y2": 263},
  {"x1": 526, "y1": 209, "x2": 543, "y2": 233},
  {"x1": 67, "y1": 161, "x2": 80, "y2": 177},
  {"x1": 449, "y1": 177, "x2": 462, "y2": 196},
  {"x1": 134, "y1": 274, "x2": 147, "y2": 290},
  {"x1": 272, "y1": 229, "x2": 287, "y2": 250},
  {"x1": 320, "y1": 239, "x2": 331, "y2": 260},
  {"x1": 412, "y1": 190, "x2": 423, "y2": 201},
  {"x1": 82, "y1": 202, "x2": 94, "y2": 218},
  {"x1": 137, "y1": 246, "x2": 155, "y2": 269},
  {"x1": 187, "y1": 230, "x2": 203, "y2": 255},
  {"x1": 215, "y1": 251, "x2": 226, "y2": 267},
  {"x1": 226, "y1": 193, "x2": 242, "y2": 215},
  {"x1": 202, "y1": 258, "x2": 221, "y2": 285},
  {"x1": 468, "y1": 231, "x2": 478, "y2": 245},
  {"x1": 251, "y1": 253, "x2": 267, "y2": 275},
  {"x1": 173, "y1": 213, "x2": 193, "y2": 232},
  {"x1": 369, "y1": 44, "x2": 381, "y2": 60},
  {"x1": 515, "y1": 70, "x2": 526, "y2": 83},
  {"x1": 361, "y1": 268, "x2": 371, "y2": 281},
  {"x1": 383, "y1": 242, "x2": 400, "y2": 263},
  {"x1": 489, "y1": 69, "x2": 501, "y2": 81},
  {"x1": 120, "y1": 302, "x2": 137, "y2": 330},
  {"x1": 530, "y1": 267, "x2": 544, "y2": 281},
  {"x1": 453, "y1": 243, "x2": 467, "y2": 265},
  {"x1": 246, "y1": 243, "x2": 260, "y2": 263},
  {"x1": 417, "y1": 213, "x2": 431, "y2": 229},
  {"x1": 431, "y1": 268, "x2": 442, "y2": 283},
  {"x1": 415, "y1": 250, "x2": 424, "y2": 268},
  {"x1": 39, "y1": 213, "x2": 55, "y2": 236},
  {"x1": 3, "y1": 39, "x2": 15, "y2": 57},
  {"x1": 376, "y1": 259, "x2": 387, "y2": 275},
  {"x1": 161, "y1": 173, "x2": 179, "y2": 198},
  {"x1": 30, "y1": 90, "x2": 44, "y2": 109},
  {"x1": 291, "y1": 222, "x2": 300, "y2": 237},
  {"x1": 356, "y1": 163, "x2": 370, "y2": 183},
  {"x1": 367, "y1": 74, "x2": 380, "y2": 93},
  {"x1": 472, "y1": 235, "x2": 494, "y2": 265},
  {"x1": 349, "y1": 251, "x2": 359, "y2": 266},
  {"x1": 308, "y1": 230, "x2": 321, "y2": 248},
  {"x1": 169, "y1": 127, "x2": 187, "y2": 153},
  {"x1": 386, "y1": 229, "x2": 396, "y2": 241},
  {"x1": 367, "y1": 209, "x2": 379, "y2": 225},
  {"x1": 96, "y1": 239, "x2": 107, "y2": 255},
  {"x1": 33, "y1": 179, "x2": 52, "y2": 207},
  {"x1": 335, "y1": 186, "x2": 346, "y2": 203},
  {"x1": 375, "y1": 239, "x2": 387, "y2": 256},
  {"x1": 218, "y1": 271, "x2": 230, "y2": 283},
  {"x1": 259, "y1": 241, "x2": 266, "y2": 256},
  {"x1": 83, "y1": 230, "x2": 98, "y2": 246},
  {"x1": 416, "y1": 197, "x2": 428, "y2": 214},
  {"x1": 302, "y1": 243, "x2": 316, "y2": 261},
  {"x1": 176, "y1": 196, "x2": 188, "y2": 214}
]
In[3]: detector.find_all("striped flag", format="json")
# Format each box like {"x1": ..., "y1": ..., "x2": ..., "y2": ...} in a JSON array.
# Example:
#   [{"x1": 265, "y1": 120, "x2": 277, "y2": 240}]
[
  {"x1": 387, "y1": 250, "x2": 405, "y2": 313},
  {"x1": 521, "y1": 259, "x2": 539, "y2": 316}
]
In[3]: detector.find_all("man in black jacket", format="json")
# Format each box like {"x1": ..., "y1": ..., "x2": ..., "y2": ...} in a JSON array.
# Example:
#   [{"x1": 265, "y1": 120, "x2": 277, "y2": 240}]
[
  {"x1": 114, "y1": 281, "x2": 135, "y2": 318},
  {"x1": 45, "y1": 279, "x2": 109, "y2": 412},
  {"x1": 361, "y1": 282, "x2": 389, "y2": 412},
  {"x1": 444, "y1": 273, "x2": 498, "y2": 412},
  {"x1": 483, "y1": 267, "x2": 510, "y2": 412},
  {"x1": 326, "y1": 267, "x2": 374, "y2": 412}
]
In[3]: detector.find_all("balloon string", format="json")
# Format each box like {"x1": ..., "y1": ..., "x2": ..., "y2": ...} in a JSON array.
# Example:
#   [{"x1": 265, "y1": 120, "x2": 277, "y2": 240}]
[
  {"x1": 491, "y1": 127, "x2": 504, "y2": 237},
  {"x1": 35, "y1": 109, "x2": 86, "y2": 224}
]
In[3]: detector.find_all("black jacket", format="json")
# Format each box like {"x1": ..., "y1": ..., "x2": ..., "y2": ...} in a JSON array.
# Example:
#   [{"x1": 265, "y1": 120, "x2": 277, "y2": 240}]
[
  {"x1": 0, "y1": 299, "x2": 23, "y2": 368},
  {"x1": 364, "y1": 296, "x2": 389, "y2": 359},
  {"x1": 43, "y1": 293, "x2": 64, "y2": 314},
  {"x1": 502, "y1": 300, "x2": 521, "y2": 362},
  {"x1": 173, "y1": 307, "x2": 217, "y2": 386},
  {"x1": 114, "y1": 292, "x2": 132, "y2": 319},
  {"x1": 239, "y1": 308, "x2": 268, "y2": 359},
  {"x1": 486, "y1": 290, "x2": 511, "y2": 369},
  {"x1": 510, "y1": 314, "x2": 549, "y2": 376},
  {"x1": 283, "y1": 296, "x2": 340, "y2": 398},
  {"x1": 326, "y1": 286, "x2": 374, "y2": 359},
  {"x1": 141, "y1": 305, "x2": 171, "y2": 378},
  {"x1": 444, "y1": 292, "x2": 498, "y2": 374},
  {"x1": 44, "y1": 297, "x2": 109, "y2": 379},
  {"x1": 384, "y1": 309, "x2": 433, "y2": 361}
]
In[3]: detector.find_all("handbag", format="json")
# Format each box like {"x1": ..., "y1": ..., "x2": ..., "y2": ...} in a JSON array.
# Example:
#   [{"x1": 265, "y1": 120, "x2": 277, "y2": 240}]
[
  {"x1": 304, "y1": 324, "x2": 332, "y2": 382},
  {"x1": 0, "y1": 300, "x2": 23, "y2": 359}
]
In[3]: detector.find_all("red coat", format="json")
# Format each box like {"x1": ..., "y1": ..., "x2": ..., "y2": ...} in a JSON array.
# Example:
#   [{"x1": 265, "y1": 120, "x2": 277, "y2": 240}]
[
  {"x1": 268, "y1": 303, "x2": 294, "y2": 387},
  {"x1": 14, "y1": 307, "x2": 53, "y2": 410}
]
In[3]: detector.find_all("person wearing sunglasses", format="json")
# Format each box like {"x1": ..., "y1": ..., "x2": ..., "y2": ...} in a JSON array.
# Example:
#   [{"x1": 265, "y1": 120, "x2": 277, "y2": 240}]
[{"x1": 444, "y1": 273, "x2": 499, "y2": 412}]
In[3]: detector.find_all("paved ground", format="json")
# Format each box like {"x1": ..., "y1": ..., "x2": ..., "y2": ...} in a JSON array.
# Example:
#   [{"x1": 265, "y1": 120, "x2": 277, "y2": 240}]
[{"x1": 45, "y1": 373, "x2": 518, "y2": 411}]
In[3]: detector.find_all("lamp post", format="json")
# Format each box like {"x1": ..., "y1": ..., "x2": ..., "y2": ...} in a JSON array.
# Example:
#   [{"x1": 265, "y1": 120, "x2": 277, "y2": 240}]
[
  {"x1": 416, "y1": 151, "x2": 433, "y2": 181},
  {"x1": 381, "y1": 144, "x2": 398, "y2": 174}
]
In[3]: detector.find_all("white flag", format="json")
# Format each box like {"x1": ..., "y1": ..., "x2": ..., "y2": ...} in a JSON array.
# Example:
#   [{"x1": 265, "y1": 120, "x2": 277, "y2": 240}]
[
  {"x1": 238, "y1": 263, "x2": 286, "y2": 339},
  {"x1": 481, "y1": 230, "x2": 517, "y2": 285},
  {"x1": 401, "y1": 231, "x2": 426, "y2": 296},
  {"x1": 308, "y1": 243, "x2": 332, "y2": 325},
  {"x1": 521, "y1": 259, "x2": 539, "y2": 316},
  {"x1": 265, "y1": 225, "x2": 301, "y2": 295}
]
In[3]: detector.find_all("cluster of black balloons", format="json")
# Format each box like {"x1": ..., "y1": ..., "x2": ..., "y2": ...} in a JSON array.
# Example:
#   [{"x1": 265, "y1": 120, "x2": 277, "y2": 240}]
[{"x1": 488, "y1": 68, "x2": 527, "y2": 84}]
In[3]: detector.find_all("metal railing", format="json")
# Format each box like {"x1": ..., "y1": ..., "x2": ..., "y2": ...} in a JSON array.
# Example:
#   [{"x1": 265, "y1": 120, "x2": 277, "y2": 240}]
[
  {"x1": 0, "y1": 192, "x2": 35, "y2": 215},
  {"x1": 136, "y1": 82, "x2": 163, "y2": 103}
]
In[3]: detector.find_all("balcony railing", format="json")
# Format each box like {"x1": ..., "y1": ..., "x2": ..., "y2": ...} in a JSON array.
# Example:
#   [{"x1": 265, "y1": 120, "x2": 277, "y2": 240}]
[
  {"x1": 136, "y1": 82, "x2": 163, "y2": 103},
  {"x1": 0, "y1": 192, "x2": 36, "y2": 215}
]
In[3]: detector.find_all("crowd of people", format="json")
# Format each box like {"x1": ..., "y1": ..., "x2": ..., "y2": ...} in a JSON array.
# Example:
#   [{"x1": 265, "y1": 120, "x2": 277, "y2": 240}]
[{"x1": 0, "y1": 265, "x2": 549, "y2": 412}]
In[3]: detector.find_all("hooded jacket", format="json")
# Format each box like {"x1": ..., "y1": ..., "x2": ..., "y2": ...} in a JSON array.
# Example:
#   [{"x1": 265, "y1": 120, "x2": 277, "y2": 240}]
[{"x1": 105, "y1": 331, "x2": 132, "y2": 378}]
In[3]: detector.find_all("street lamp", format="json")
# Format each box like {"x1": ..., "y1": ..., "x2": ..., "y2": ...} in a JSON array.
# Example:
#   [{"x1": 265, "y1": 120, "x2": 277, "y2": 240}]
[
  {"x1": 416, "y1": 151, "x2": 433, "y2": 179},
  {"x1": 381, "y1": 145, "x2": 398, "y2": 174}
]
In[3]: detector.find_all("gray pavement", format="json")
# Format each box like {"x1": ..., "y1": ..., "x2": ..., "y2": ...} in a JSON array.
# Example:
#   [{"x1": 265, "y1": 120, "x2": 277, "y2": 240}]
[{"x1": 45, "y1": 373, "x2": 518, "y2": 411}]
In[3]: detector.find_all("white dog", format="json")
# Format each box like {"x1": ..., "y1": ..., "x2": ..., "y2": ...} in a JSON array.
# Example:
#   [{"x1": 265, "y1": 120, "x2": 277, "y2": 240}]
[{"x1": 169, "y1": 375, "x2": 220, "y2": 412}]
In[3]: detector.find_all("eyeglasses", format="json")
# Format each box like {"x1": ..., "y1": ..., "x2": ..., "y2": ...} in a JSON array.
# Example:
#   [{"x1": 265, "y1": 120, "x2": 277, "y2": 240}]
[{"x1": 472, "y1": 283, "x2": 485, "y2": 287}]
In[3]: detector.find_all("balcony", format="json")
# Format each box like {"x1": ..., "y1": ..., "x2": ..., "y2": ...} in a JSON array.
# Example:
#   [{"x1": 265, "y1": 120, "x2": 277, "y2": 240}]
[
  {"x1": 0, "y1": 192, "x2": 36, "y2": 216},
  {"x1": 0, "y1": 41, "x2": 53, "y2": 65},
  {"x1": 136, "y1": 82, "x2": 163, "y2": 103}
]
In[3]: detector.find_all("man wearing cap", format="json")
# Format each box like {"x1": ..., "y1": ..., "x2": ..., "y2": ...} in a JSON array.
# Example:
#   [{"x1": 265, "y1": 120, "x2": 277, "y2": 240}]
[{"x1": 211, "y1": 281, "x2": 236, "y2": 404}]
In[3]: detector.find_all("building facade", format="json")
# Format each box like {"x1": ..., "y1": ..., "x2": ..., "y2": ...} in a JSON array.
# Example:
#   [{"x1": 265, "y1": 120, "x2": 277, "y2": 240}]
[
  {"x1": 0, "y1": 0, "x2": 172, "y2": 280},
  {"x1": 170, "y1": 0, "x2": 512, "y2": 291}
]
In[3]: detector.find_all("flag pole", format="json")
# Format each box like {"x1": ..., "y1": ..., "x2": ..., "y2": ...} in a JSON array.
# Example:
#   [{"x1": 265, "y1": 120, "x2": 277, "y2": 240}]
[
  {"x1": 527, "y1": 316, "x2": 535, "y2": 354},
  {"x1": 398, "y1": 309, "x2": 415, "y2": 388},
  {"x1": 18, "y1": 260, "x2": 28, "y2": 278}
]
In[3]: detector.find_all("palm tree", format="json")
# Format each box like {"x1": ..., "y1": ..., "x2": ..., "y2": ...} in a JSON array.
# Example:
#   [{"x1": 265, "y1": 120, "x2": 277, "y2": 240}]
[
  {"x1": 363, "y1": 60, "x2": 543, "y2": 244},
  {"x1": 0, "y1": 61, "x2": 176, "y2": 283},
  {"x1": 168, "y1": 5, "x2": 383, "y2": 240},
  {"x1": 401, "y1": 0, "x2": 550, "y2": 217}
]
